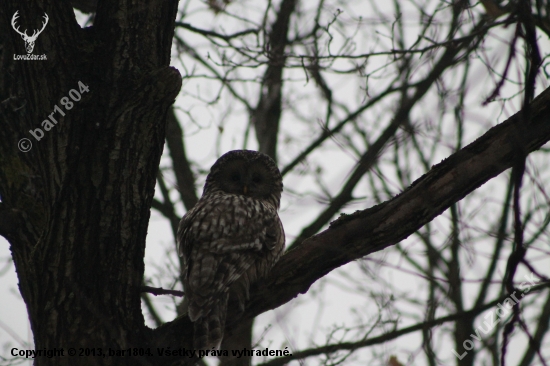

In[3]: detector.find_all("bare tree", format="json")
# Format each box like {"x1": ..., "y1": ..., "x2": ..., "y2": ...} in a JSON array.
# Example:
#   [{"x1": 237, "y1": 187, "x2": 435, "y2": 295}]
[{"x1": 1, "y1": 0, "x2": 550, "y2": 365}]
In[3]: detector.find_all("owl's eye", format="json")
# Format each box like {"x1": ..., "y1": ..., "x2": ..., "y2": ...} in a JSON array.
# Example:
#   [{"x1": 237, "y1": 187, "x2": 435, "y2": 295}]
[
  {"x1": 230, "y1": 172, "x2": 241, "y2": 182},
  {"x1": 252, "y1": 174, "x2": 262, "y2": 184}
]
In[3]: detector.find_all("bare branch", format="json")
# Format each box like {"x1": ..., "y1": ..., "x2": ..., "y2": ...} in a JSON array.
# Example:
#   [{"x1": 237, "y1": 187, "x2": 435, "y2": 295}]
[
  {"x1": 252, "y1": 0, "x2": 297, "y2": 160},
  {"x1": 257, "y1": 282, "x2": 550, "y2": 366},
  {"x1": 518, "y1": 289, "x2": 550, "y2": 366},
  {"x1": 176, "y1": 22, "x2": 259, "y2": 41},
  {"x1": 166, "y1": 108, "x2": 198, "y2": 210},
  {"x1": 153, "y1": 86, "x2": 550, "y2": 351},
  {"x1": 290, "y1": 18, "x2": 490, "y2": 247},
  {"x1": 142, "y1": 285, "x2": 184, "y2": 297}
]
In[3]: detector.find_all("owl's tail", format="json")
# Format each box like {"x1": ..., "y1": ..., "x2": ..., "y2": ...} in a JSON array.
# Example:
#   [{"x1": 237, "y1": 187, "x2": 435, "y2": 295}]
[{"x1": 193, "y1": 293, "x2": 229, "y2": 350}]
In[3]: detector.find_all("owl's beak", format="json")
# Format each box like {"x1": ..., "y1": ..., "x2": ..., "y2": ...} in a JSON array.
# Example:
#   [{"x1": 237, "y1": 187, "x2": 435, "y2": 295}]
[{"x1": 243, "y1": 185, "x2": 248, "y2": 194}]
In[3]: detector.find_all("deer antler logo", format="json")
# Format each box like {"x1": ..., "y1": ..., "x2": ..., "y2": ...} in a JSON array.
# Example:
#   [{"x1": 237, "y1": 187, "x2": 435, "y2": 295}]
[{"x1": 11, "y1": 11, "x2": 49, "y2": 54}]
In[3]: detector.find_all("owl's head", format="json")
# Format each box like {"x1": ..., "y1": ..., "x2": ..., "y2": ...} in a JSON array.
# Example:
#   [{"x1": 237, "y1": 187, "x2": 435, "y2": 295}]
[{"x1": 203, "y1": 150, "x2": 283, "y2": 208}]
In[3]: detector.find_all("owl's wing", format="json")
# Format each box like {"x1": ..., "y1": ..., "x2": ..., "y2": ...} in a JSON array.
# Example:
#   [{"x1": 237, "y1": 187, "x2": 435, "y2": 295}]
[{"x1": 178, "y1": 194, "x2": 284, "y2": 321}]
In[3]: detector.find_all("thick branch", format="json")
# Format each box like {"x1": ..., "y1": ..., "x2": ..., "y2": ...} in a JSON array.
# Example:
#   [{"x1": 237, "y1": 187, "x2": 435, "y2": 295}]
[
  {"x1": 153, "y1": 86, "x2": 550, "y2": 351},
  {"x1": 247, "y1": 85, "x2": 550, "y2": 319}
]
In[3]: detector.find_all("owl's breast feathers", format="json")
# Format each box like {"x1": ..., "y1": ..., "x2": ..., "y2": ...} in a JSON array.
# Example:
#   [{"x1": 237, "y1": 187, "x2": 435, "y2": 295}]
[
  {"x1": 177, "y1": 192, "x2": 284, "y2": 321},
  {"x1": 178, "y1": 192, "x2": 284, "y2": 254}
]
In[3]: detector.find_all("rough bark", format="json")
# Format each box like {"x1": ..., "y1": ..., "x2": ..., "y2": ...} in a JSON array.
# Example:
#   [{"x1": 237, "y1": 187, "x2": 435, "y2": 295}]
[{"x1": 0, "y1": 1, "x2": 181, "y2": 365}]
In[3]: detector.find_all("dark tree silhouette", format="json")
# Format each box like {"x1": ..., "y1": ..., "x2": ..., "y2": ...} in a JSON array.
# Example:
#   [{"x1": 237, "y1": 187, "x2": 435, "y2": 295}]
[{"x1": 1, "y1": 0, "x2": 550, "y2": 365}]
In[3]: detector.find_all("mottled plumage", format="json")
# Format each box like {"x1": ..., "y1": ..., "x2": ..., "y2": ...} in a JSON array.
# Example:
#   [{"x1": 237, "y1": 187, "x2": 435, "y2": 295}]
[{"x1": 177, "y1": 150, "x2": 285, "y2": 349}]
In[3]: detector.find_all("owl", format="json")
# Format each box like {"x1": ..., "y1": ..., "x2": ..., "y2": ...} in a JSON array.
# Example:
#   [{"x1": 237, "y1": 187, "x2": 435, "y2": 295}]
[{"x1": 177, "y1": 149, "x2": 285, "y2": 350}]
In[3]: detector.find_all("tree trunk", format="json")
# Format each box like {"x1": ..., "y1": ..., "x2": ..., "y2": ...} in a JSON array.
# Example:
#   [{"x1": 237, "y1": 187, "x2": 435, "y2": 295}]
[{"x1": 0, "y1": 2, "x2": 181, "y2": 365}]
